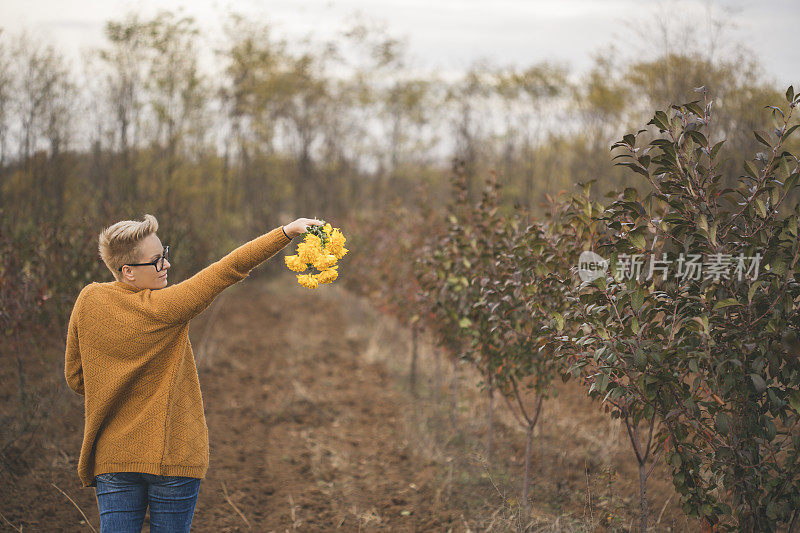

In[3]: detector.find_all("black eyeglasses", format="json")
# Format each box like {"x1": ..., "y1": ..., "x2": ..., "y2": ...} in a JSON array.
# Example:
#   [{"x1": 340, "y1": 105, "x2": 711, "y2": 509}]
[{"x1": 118, "y1": 245, "x2": 169, "y2": 272}]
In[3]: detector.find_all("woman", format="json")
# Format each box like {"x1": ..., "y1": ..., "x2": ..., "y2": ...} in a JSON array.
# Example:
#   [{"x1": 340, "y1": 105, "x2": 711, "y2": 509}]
[{"x1": 64, "y1": 214, "x2": 323, "y2": 532}]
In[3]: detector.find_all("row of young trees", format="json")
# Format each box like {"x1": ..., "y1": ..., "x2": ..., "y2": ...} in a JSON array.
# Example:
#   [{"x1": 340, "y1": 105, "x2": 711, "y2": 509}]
[{"x1": 344, "y1": 87, "x2": 800, "y2": 531}]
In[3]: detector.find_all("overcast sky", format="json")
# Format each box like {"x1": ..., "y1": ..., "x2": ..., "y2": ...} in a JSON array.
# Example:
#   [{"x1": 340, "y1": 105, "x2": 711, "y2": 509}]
[{"x1": 1, "y1": 0, "x2": 797, "y2": 87}]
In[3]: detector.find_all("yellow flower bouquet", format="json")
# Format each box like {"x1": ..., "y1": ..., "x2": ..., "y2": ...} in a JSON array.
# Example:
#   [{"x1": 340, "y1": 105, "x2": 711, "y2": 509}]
[{"x1": 284, "y1": 221, "x2": 348, "y2": 289}]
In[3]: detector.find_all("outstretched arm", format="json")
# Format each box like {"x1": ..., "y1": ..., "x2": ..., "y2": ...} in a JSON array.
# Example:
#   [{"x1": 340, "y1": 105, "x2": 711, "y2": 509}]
[{"x1": 147, "y1": 219, "x2": 322, "y2": 324}]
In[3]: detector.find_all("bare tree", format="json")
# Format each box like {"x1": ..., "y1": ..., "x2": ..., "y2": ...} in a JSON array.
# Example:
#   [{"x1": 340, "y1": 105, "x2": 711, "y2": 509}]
[
  {"x1": 0, "y1": 30, "x2": 12, "y2": 207},
  {"x1": 218, "y1": 13, "x2": 290, "y2": 221},
  {"x1": 6, "y1": 30, "x2": 74, "y2": 220},
  {"x1": 493, "y1": 61, "x2": 569, "y2": 208},
  {"x1": 445, "y1": 63, "x2": 494, "y2": 204},
  {"x1": 86, "y1": 14, "x2": 149, "y2": 205}
]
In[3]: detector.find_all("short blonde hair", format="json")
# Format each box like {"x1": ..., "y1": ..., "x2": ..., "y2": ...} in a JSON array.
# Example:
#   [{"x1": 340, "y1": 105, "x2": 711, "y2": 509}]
[{"x1": 98, "y1": 214, "x2": 159, "y2": 282}]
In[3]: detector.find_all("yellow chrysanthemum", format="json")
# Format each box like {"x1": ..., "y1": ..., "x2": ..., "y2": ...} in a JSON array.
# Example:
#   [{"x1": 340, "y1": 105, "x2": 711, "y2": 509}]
[
  {"x1": 322, "y1": 223, "x2": 332, "y2": 234},
  {"x1": 326, "y1": 229, "x2": 348, "y2": 259},
  {"x1": 297, "y1": 241, "x2": 322, "y2": 264},
  {"x1": 313, "y1": 253, "x2": 338, "y2": 270},
  {"x1": 316, "y1": 266, "x2": 339, "y2": 284},
  {"x1": 284, "y1": 254, "x2": 308, "y2": 272},
  {"x1": 297, "y1": 273, "x2": 319, "y2": 289},
  {"x1": 303, "y1": 233, "x2": 322, "y2": 247}
]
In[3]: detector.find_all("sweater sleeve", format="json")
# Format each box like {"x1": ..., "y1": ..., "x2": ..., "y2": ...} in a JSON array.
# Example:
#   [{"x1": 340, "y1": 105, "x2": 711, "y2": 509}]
[
  {"x1": 65, "y1": 288, "x2": 86, "y2": 396},
  {"x1": 147, "y1": 225, "x2": 293, "y2": 324}
]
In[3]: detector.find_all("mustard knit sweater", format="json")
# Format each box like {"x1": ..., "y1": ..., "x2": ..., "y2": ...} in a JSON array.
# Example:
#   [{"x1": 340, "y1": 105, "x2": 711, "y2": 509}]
[{"x1": 64, "y1": 225, "x2": 293, "y2": 488}]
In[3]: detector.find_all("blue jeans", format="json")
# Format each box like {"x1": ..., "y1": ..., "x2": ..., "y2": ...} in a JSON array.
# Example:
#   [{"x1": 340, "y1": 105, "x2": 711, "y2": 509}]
[{"x1": 94, "y1": 472, "x2": 202, "y2": 532}]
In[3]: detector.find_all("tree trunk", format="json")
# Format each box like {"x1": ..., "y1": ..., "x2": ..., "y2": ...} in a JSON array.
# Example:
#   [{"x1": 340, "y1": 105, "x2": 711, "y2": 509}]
[
  {"x1": 433, "y1": 345, "x2": 442, "y2": 403},
  {"x1": 409, "y1": 326, "x2": 418, "y2": 397},
  {"x1": 487, "y1": 372, "x2": 494, "y2": 459},
  {"x1": 450, "y1": 358, "x2": 459, "y2": 430},
  {"x1": 522, "y1": 423, "x2": 535, "y2": 521},
  {"x1": 638, "y1": 460, "x2": 648, "y2": 533}
]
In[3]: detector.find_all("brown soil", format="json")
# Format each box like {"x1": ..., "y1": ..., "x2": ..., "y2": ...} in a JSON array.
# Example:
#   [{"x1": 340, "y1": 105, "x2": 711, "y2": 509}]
[
  {"x1": 0, "y1": 275, "x2": 697, "y2": 532},
  {"x1": 0, "y1": 276, "x2": 460, "y2": 532}
]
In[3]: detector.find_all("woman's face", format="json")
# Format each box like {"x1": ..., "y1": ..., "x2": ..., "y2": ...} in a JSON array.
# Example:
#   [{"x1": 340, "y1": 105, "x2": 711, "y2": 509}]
[{"x1": 120, "y1": 233, "x2": 171, "y2": 290}]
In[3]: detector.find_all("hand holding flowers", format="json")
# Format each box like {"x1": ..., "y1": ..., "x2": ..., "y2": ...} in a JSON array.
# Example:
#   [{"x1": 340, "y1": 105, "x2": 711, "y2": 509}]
[{"x1": 284, "y1": 220, "x2": 348, "y2": 289}]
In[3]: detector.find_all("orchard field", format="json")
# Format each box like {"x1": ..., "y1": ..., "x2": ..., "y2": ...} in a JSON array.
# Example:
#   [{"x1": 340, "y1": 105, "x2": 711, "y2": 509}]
[{"x1": 3, "y1": 5, "x2": 800, "y2": 532}]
